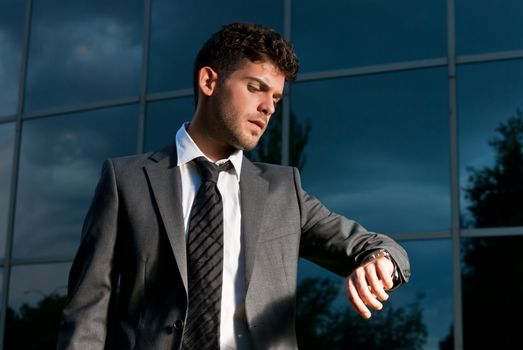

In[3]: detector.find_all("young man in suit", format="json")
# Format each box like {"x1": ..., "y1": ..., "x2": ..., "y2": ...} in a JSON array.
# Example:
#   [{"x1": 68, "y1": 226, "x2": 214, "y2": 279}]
[{"x1": 57, "y1": 22, "x2": 410, "y2": 349}]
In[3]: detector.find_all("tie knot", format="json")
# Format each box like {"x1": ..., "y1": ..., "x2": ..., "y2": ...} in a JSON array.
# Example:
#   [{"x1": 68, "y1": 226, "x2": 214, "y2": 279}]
[{"x1": 193, "y1": 157, "x2": 232, "y2": 183}]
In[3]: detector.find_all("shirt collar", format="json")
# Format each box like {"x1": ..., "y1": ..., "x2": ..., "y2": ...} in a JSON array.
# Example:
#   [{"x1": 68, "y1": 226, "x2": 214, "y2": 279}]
[{"x1": 175, "y1": 122, "x2": 243, "y2": 180}]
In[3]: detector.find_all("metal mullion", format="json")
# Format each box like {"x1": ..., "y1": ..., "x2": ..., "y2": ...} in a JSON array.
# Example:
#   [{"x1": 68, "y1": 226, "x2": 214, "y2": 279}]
[
  {"x1": 0, "y1": 116, "x2": 17, "y2": 125},
  {"x1": 296, "y1": 57, "x2": 447, "y2": 83},
  {"x1": 9, "y1": 256, "x2": 74, "y2": 267},
  {"x1": 137, "y1": 0, "x2": 152, "y2": 154},
  {"x1": 281, "y1": 0, "x2": 292, "y2": 166},
  {"x1": 0, "y1": 0, "x2": 33, "y2": 347},
  {"x1": 391, "y1": 230, "x2": 452, "y2": 241},
  {"x1": 457, "y1": 49, "x2": 523, "y2": 66},
  {"x1": 146, "y1": 89, "x2": 194, "y2": 102},
  {"x1": 22, "y1": 96, "x2": 140, "y2": 121},
  {"x1": 447, "y1": 0, "x2": 464, "y2": 349},
  {"x1": 461, "y1": 226, "x2": 523, "y2": 238}
]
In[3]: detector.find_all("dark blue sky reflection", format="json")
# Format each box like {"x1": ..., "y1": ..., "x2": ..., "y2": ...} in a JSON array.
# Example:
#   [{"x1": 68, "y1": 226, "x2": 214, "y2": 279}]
[
  {"x1": 13, "y1": 106, "x2": 138, "y2": 258},
  {"x1": 293, "y1": 0, "x2": 446, "y2": 73},
  {"x1": 24, "y1": 0, "x2": 143, "y2": 112},
  {"x1": 458, "y1": 59, "x2": 523, "y2": 227},
  {"x1": 292, "y1": 68, "x2": 450, "y2": 234},
  {"x1": 0, "y1": 0, "x2": 25, "y2": 116},
  {"x1": 145, "y1": 97, "x2": 194, "y2": 151},
  {"x1": 456, "y1": 0, "x2": 523, "y2": 55},
  {"x1": 8, "y1": 263, "x2": 70, "y2": 312},
  {"x1": 148, "y1": 0, "x2": 283, "y2": 92}
]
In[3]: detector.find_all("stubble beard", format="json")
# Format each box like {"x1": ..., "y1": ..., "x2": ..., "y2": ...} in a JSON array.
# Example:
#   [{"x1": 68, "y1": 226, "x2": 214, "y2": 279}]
[
  {"x1": 214, "y1": 96, "x2": 263, "y2": 152},
  {"x1": 219, "y1": 111, "x2": 261, "y2": 151}
]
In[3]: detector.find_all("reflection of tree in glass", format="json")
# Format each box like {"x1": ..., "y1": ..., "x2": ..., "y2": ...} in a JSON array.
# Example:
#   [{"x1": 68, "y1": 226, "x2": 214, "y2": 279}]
[
  {"x1": 296, "y1": 277, "x2": 427, "y2": 350},
  {"x1": 458, "y1": 109, "x2": 523, "y2": 349},
  {"x1": 4, "y1": 292, "x2": 67, "y2": 349},
  {"x1": 464, "y1": 109, "x2": 523, "y2": 228},
  {"x1": 246, "y1": 108, "x2": 311, "y2": 172}
]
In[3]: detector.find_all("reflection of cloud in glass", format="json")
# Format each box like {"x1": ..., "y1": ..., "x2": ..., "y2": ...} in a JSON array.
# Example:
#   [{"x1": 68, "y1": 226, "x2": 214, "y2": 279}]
[
  {"x1": 8, "y1": 263, "x2": 70, "y2": 311},
  {"x1": 292, "y1": 68, "x2": 450, "y2": 233},
  {"x1": 13, "y1": 105, "x2": 138, "y2": 258},
  {"x1": 323, "y1": 183, "x2": 449, "y2": 234},
  {"x1": 25, "y1": 0, "x2": 143, "y2": 112},
  {"x1": 458, "y1": 59, "x2": 523, "y2": 225},
  {"x1": 0, "y1": 123, "x2": 15, "y2": 258},
  {"x1": 0, "y1": 0, "x2": 24, "y2": 116},
  {"x1": 456, "y1": 0, "x2": 523, "y2": 55},
  {"x1": 148, "y1": 0, "x2": 283, "y2": 92},
  {"x1": 293, "y1": 0, "x2": 446, "y2": 72}
]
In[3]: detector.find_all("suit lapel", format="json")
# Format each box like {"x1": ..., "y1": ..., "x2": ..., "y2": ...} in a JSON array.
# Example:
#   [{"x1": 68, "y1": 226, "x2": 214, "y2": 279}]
[
  {"x1": 144, "y1": 144, "x2": 188, "y2": 293},
  {"x1": 240, "y1": 158, "x2": 269, "y2": 290}
]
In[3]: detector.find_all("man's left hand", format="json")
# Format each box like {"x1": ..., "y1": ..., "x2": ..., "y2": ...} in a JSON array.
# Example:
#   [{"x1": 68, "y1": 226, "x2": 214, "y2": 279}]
[{"x1": 346, "y1": 256, "x2": 395, "y2": 319}]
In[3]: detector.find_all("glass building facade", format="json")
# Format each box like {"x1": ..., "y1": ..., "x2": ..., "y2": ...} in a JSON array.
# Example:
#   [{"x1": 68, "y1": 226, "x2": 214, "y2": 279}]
[{"x1": 1, "y1": 1, "x2": 522, "y2": 349}]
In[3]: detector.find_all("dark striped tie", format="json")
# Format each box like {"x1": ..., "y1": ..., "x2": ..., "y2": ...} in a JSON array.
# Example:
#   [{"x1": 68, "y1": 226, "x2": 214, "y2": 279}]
[{"x1": 182, "y1": 157, "x2": 232, "y2": 349}]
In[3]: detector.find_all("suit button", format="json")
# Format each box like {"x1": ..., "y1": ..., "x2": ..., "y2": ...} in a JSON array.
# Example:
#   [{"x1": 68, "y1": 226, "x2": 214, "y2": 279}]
[{"x1": 173, "y1": 319, "x2": 184, "y2": 330}]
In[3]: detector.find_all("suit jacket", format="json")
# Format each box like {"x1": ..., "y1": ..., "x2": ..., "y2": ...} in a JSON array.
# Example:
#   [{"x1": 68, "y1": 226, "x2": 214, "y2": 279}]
[{"x1": 57, "y1": 143, "x2": 411, "y2": 350}]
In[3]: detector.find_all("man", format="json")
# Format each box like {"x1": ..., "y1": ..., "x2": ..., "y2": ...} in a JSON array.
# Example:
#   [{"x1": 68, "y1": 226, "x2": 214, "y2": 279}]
[{"x1": 57, "y1": 22, "x2": 410, "y2": 349}]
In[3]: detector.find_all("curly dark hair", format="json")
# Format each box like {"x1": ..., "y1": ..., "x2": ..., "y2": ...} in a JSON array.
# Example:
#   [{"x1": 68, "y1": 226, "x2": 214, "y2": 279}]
[{"x1": 193, "y1": 22, "x2": 299, "y2": 105}]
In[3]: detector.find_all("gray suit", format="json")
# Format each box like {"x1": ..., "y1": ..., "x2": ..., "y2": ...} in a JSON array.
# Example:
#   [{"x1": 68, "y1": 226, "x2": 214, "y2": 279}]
[{"x1": 57, "y1": 143, "x2": 410, "y2": 349}]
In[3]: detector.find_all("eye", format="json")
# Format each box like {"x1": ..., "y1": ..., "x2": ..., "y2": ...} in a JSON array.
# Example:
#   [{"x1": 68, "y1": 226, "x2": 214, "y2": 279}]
[{"x1": 247, "y1": 84, "x2": 260, "y2": 92}]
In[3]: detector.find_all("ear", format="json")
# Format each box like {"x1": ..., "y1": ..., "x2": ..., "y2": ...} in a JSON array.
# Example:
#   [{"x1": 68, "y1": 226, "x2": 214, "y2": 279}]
[{"x1": 198, "y1": 66, "x2": 219, "y2": 97}]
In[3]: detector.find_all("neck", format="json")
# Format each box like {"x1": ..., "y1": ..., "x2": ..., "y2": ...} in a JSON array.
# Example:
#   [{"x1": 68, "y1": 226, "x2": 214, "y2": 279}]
[{"x1": 187, "y1": 115, "x2": 235, "y2": 162}]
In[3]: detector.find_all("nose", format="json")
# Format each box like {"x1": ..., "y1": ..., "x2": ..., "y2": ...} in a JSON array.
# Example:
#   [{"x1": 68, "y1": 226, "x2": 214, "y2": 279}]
[{"x1": 258, "y1": 96, "x2": 275, "y2": 116}]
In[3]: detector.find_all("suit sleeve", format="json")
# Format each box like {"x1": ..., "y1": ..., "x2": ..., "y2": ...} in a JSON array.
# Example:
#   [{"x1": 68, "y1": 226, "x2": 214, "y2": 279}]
[
  {"x1": 57, "y1": 159, "x2": 120, "y2": 349},
  {"x1": 294, "y1": 168, "x2": 411, "y2": 286}
]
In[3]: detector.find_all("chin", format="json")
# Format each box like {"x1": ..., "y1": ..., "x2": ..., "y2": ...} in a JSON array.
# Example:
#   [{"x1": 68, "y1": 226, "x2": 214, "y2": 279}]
[{"x1": 234, "y1": 133, "x2": 261, "y2": 151}]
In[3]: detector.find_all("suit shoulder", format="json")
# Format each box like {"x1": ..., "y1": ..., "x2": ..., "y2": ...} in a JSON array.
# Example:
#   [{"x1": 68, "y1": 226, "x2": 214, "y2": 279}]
[
  {"x1": 108, "y1": 152, "x2": 155, "y2": 170},
  {"x1": 251, "y1": 161, "x2": 294, "y2": 174},
  {"x1": 108, "y1": 143, "x2": 174, "y2": 171}
]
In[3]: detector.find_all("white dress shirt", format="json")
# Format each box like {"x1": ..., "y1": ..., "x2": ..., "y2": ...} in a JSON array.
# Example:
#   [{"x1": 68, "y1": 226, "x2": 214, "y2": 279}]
[{"x1": 175, "y1": 123, "x2": 250, "y2": 349}]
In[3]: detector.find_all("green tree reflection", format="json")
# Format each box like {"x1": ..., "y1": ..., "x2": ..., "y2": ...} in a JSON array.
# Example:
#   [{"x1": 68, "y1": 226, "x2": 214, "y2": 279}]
[
  {"x1": 246, "y1": 108, "x2": 311, "y2": 171},
  {"x1": 4, "y1": 292, "x2": 66, "y2": 350},
  {"x1": 296, "y1": 277, "x2": 427, "y2": 350},
  {"x1": 464, "y1": 108, "x2": 523, "y2": 227},
  {"x1": 459, "y1": 109, "x2": 523, "y2": 349}
]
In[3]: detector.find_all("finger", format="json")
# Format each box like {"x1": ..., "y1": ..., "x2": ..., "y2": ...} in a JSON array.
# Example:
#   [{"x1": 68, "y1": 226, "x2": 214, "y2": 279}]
[
  {"x1": 347, "y1": 275, "x2": 371, "y2": 319},
  {"x1": 353, "y1": 267, "x2": 383, "y2": 311},
  {"x1": 376, "y1": 258, "x2": 395, "y2": 291},
  {"x1": 365, "y1": 262, "x2": 389, "y2": 302}
]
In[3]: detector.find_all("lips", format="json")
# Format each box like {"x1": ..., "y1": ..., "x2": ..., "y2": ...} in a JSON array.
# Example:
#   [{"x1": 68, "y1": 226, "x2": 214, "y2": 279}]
[{"x1": 249, "y1": 119, "x2": 266, "y2": 131}]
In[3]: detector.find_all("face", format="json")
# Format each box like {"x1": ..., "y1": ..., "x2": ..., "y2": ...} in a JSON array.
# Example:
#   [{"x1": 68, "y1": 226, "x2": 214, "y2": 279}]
[{"x1": 208, "y1": 60, "x2": 285, "y2": 151}]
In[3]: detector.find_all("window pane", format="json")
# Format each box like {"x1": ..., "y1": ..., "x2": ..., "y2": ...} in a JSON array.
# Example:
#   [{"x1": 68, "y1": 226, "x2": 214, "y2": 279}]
[
  {"x1": 456, "y1": 0, "x2": 523, "y2": 55},
  {"x1": 13, "y1": 105, "x2": 138, "y2": 259},
  {"x1": 291, "y1": 68, "x2": 450, "y2": 234},
  {"x1": 148, "y1": 0, "x2": 283, "y2": 92},
  {"x1": 0, "y1": 0, "x2": 25, "y2": 116},
  {"x1": 5, "y1": 263, "x2": 70, "y2": 349},
  {"x1": 462, "y1": 235, "x2": 523, "y2": 349},
  {"x1": 297, "y1": 239, "x2": 453, "y2": 349},
  {"x1": 25, "y1": 0, "x2": 144, "y2": 112},
  {"x1": 145, "y1": 98, "x2": 194, "y2": 152},
  {"x1": 458, "y1": 59, "x2": 523, "y2": 228},
  {"x1": 0, "y1": 123, "x2": 15, "y2": 258},
  {"x1": 292, "y1": 0, "x2": 446, "y2": 73}
]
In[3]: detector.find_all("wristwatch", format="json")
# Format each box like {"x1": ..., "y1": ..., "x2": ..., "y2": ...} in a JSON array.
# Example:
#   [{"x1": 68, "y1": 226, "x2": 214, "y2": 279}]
[
  {"x1": 360, "y1": 249, "x2": 400, "y2": 283},
  {"x1": 360, "y1": 249, "x2": 391, "y2": 266}
]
